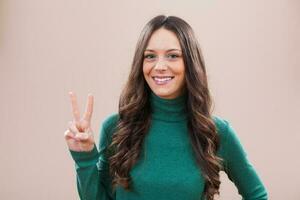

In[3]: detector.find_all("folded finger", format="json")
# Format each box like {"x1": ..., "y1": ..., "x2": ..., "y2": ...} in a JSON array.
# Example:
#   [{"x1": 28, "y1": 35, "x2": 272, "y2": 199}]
[{"x1": 64, "y1": 130, "x2": 75, "y2": 139}]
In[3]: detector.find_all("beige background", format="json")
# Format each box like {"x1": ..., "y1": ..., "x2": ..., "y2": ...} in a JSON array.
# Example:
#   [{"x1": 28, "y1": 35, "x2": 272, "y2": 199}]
[{"x1": 0, "y1": 0, "x2": 299, "y2": 199}]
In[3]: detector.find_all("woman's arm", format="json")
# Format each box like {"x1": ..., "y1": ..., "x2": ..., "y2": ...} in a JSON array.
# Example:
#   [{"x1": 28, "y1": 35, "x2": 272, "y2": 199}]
[
  {"x1": 222, "y1": 119, "x2": 268, "y2": 200},
  {"x1": 69, "y1": 121, "x2": 115, "y2": 200}
]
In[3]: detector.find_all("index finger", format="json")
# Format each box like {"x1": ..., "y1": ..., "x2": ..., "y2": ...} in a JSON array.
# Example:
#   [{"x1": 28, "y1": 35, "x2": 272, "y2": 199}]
[
  {"x1": 69, "y1": 91, "x2": 81, "y2": 122},
  {"x1": 83, "y1": 93, "x2": 94, "y2": 122}
]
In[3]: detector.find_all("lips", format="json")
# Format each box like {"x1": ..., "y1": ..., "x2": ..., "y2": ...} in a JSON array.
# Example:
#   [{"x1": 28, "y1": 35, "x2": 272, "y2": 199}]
[
  {"x1": 151, "y1": 76, "x2": 174, "y2": 85},
  {"x1": 152, "y1": 76, "x2": 175, "y2": 80}
]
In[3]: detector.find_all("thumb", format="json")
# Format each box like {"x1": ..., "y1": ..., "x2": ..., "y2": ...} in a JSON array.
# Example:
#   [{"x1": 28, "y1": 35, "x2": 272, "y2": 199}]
[
  {"x1": 75, "y1": 132, "x2": 89, "y2": 141},
  {"x1": 75, "y1": 127, "x2": 93, "y2": 141}
]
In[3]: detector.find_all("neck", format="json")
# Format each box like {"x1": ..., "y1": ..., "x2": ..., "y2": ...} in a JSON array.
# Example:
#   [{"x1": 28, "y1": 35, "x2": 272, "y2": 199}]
[{"x1": 150, "y1": 91, "x2": 188, "y2": 122}]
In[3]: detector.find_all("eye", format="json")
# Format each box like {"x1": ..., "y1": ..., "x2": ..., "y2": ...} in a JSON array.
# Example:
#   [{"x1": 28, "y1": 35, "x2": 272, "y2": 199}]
[
  {"x1": 144, "y1": 54, "x2": 156, "y2": 60},
  {"x1": 167, "y1": 54, "x2": 180, "y2": 59}
]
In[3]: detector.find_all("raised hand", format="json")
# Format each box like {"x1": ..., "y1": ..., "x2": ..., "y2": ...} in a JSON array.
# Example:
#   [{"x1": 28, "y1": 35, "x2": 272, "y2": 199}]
[{"x1": 64, "y1": 91, "x2": 96, "y2": 152}]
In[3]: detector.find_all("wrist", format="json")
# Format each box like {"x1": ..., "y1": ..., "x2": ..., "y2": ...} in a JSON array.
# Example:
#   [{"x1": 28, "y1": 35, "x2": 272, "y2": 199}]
[{"x1": 69, "y1": 144, "x2": 99, "y2": 165}]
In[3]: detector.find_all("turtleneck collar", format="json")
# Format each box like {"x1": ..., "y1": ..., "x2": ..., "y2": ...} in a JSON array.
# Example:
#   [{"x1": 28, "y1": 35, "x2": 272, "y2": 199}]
[{"x1": 150, "y1": 91, "x2": 188, "y2": 122}]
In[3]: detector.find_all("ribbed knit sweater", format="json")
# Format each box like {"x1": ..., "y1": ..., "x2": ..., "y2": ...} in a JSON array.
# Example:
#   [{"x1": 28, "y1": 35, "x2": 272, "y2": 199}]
[{"x1": 69, "y1": 91, "x2": 268, "y2": 200}]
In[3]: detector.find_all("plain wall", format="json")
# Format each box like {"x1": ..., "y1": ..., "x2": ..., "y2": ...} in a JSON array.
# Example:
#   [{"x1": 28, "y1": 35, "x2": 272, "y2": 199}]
[{"x1": 0, "y1": 0, "x2": 299, "y2": 199}]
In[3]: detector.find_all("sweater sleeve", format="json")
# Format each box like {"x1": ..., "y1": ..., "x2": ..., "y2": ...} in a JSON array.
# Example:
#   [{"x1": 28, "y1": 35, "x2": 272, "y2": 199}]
[
  {"x1": 69, "y1": 120, "x2": 115, "y2": 200},
  {"x1": 222, "y1": 119, "x2": 268, "y2": 200}
]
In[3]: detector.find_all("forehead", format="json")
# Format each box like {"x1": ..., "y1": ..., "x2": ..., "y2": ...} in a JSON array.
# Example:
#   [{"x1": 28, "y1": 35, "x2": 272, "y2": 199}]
[{"x1": 145, "y1": 28, "x2": 181, "y2": 51}]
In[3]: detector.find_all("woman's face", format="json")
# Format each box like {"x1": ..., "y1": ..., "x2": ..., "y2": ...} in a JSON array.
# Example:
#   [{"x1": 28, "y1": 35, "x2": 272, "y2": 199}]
[{"x1": 143, "y1": 28, "x2": 186, "y2": 99}]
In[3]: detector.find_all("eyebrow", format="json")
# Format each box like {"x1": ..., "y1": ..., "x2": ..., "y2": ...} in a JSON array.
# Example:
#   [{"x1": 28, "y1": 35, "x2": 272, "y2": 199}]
[{"x1": 144, "y1": 48, "x2": 182, "y2": 52}]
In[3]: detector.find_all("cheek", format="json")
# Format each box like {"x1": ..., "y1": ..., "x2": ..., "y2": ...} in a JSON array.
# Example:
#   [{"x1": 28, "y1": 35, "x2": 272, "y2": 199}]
[
  {"x1": 176, "y1": 73, "x2": 185, "y2": 86},
  {"x1": 143, "y1": 63, "x2": 153, "y2": 85},
  {"x1": 142, "y1": 62, "x2": 151, "y2": 76},
  {"x1": 174, "y1": 63, "x2": 185, "y2": 85},
  {"x1": 173, "y1": 62, "x2": 185, "y2": 76}
]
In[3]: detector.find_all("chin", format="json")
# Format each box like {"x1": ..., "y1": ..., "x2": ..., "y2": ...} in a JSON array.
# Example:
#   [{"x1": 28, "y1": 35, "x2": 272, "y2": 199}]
[{"x1": 155, "y1": 91, "x2": 176, "y2": 99}]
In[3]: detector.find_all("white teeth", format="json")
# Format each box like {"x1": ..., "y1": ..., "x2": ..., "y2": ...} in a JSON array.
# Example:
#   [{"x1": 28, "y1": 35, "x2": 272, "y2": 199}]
[
  {"x1": 154, "y1": 77, "x2": 172, "y2": 81},
  {"x1": 153, "y1": 76, "x2": 174, "y2": 82}
]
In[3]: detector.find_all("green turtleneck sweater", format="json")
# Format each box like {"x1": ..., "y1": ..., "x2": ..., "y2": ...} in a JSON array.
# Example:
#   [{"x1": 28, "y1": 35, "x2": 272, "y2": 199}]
[{"x1": 69, "y1": 91, "x2": 268, "y2": 200}]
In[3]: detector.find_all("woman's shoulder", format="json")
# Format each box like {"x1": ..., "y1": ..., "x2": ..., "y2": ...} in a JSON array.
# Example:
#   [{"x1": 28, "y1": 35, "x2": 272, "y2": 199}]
[
  {"x1": 212, "y1": 115, "x2": 230, "y2": 137},
  {"x1": 212, "y1": 115, "x2": 244, "y2": 158},
  {"x1": 212, "y1": 115, "x2": 231, "y2": 158},
  {"x1": 101, "y1": 112, "x2": 120, "y2": 133}
]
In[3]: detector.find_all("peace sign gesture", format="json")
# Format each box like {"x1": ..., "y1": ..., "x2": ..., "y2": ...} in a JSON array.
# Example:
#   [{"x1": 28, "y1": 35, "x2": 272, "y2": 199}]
[{"x1": 64, "y1": 91, "x2": 96, "y2": 152}]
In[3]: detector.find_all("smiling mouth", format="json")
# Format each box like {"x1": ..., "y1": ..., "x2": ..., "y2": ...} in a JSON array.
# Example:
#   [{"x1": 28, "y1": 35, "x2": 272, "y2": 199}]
[
  {"x1": 152, "y1": 76, "x2": 175, "y2": 85},
  {"x1": 152, "y1": 76, "x2": 175, "y2": 80}
]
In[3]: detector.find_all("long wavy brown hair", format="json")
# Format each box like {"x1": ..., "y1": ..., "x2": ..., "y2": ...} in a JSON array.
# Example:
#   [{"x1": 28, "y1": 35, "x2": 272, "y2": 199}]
[{"x1": 107, "y1": 15, "x2": 223, "y2": 200}]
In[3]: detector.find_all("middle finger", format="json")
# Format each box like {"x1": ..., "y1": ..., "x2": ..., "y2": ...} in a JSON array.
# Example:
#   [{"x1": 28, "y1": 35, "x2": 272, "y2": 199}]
[
  {"x1": 68, "y1": 120, "x2": 79, "y2": 134},
  {"x1": 69, "y1": 91, "x2": 81, "y2": 122}
]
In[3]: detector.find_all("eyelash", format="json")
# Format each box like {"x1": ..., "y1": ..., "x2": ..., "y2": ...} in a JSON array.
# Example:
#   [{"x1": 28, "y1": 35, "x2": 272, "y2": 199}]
[{"x1": 144, "y1": 54, "x2": 180, "y2": 60}]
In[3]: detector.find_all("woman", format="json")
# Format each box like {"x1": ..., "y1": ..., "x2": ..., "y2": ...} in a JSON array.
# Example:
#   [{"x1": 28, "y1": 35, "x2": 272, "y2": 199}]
[{"x1": 64, "y1": 15, "x2": 268, "y2": 200}]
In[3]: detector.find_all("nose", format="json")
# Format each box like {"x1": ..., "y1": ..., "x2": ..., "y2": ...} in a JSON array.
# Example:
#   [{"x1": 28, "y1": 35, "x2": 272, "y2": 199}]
[{"x1": 154, "y1": 57, "x2": 168, "y2": 71}]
